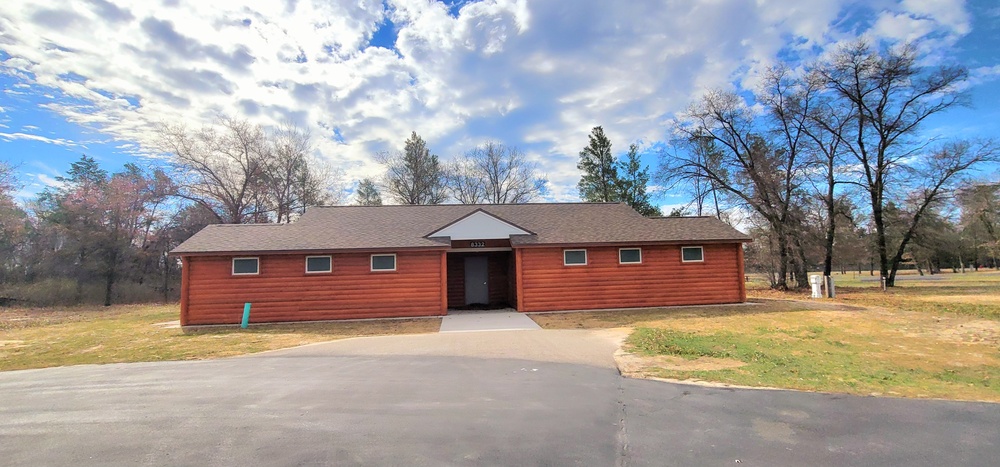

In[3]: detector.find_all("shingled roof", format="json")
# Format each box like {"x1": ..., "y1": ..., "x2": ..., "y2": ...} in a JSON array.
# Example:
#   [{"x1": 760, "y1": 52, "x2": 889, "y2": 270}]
[{"x1": 171, "y1": 203, "x2": 750, "y2": 254}]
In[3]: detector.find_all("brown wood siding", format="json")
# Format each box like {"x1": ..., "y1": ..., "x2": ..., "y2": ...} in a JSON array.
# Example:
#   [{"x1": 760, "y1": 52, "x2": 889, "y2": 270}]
[
  {"x1": 488, "y1": 253, "x2": 510, "y2": 305},
  {"x1": 446, "y1": 255, "x2": 464, "y2": 306},
  {"x1": 184, "y1": 251, "x2": 445, "y2": 325},
  {"x1": 518, "y1": 244, "x2": 744, "y2": 312}
]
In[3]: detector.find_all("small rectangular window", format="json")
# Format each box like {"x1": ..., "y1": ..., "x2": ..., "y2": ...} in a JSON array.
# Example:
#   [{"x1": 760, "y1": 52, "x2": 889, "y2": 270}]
[
  {"x1": 563, "y1": 249, "x2": 587, "y2": 266},
  {"x1": 681, "y1": 246, "x2": 704, "y2": 263},
  {"x1": 232, "y1": 257, "x2": 259, "y2": 275},
  {"x1": 371, "y1": 254, "x2": 397, "y2": 271},
  {"x1": 619, "y1": 248, "x2": 642, "y2": 264},
  {"x1": 306, "y1": 256, "x2": 332, "y2": 273}
]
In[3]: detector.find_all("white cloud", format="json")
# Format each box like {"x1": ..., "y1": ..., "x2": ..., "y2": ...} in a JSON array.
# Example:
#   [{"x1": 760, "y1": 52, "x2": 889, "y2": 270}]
[
  {"x1": 0, "y1": 131, "x2": 83, "y2": 147},
  {"x1": 35, "y1": 173, "x2": 63, "y2": 187},
  {"x1": 0, "y1": 0, "x2": 981, "y2": 201}
]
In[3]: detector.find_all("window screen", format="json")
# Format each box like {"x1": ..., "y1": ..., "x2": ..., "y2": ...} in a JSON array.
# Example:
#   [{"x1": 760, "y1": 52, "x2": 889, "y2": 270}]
[
  {"x1": 232, "y1": 258, "x2": 259, "y2": 275},
  {"x1": 619, "y1": 248, "x2": 642, "y2": 264},
  {"x1": 681, "y1": 246, "x2": 704, "y2": 262},
  {"x1": 564, "y1": 250, "x2": 587, "y2": 265},
  {"x1": 306, "y1": 256, "x2": 332, "y2": 273},
  {"x1": 371, "y1": 254, "x2": 396, "y2": 271}
]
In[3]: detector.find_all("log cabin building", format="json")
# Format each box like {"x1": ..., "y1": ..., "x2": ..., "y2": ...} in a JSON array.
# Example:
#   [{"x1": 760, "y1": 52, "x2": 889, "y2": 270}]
[{"x1": 171, "y1": 203, "x2": 751, "y2": 325}]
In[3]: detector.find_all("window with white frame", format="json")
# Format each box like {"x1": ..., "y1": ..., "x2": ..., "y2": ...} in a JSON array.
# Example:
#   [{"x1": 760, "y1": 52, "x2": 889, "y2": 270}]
[
  {"x1": 563, "y1": 249, "x2": 587, "y2": 266},
  {"x1": 232, "y1": 257, "x2": 259, "y2": 275},
  {"x1": 619, "y1": 248, "x2": 642, "y2": 264},
  {"x1": 371, "y1": 254, "x2": 397, "y2": 271},
  {"x1": 305, "y1": 256, "x2": 332, "y2": 273},
  {"x1": 681, "y1": 246, "x2": 704, "y2": 263}
]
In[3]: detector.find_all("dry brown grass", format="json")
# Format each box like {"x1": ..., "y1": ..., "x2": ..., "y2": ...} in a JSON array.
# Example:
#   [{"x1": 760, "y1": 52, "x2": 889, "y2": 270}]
[{"x1": 0, "y1": 304, "x2": 441, "y2": 371}]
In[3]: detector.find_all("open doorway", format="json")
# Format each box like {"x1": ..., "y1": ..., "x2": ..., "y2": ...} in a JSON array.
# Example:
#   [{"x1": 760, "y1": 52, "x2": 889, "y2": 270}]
[{"x1": 446, "y1": 251, "x2": 515, "y2": 311}]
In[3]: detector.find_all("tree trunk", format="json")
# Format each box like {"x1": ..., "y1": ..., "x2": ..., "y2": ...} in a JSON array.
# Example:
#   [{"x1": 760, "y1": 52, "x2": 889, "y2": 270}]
[
  {"x1": 162, "y1": 252, "x2": 170, "y2": 303},
  {"x1": 775, "y1": 230, "x2": 789, "y2": 290},
  {"x1": 822, "y1": 168, "x2": 836, "y2": 277},
  {"x1": 103, "y1": 253, "x2": 117, "y2": 307},
  {"x1": 711, "y1": 184, "x2": 721, "y2": 220},
  {"x1": 794, "y1": 235, "x2": 809, "y2": 289},
  {"x1": 872, "y1": 196, "x2": 892, "y2": 286}
]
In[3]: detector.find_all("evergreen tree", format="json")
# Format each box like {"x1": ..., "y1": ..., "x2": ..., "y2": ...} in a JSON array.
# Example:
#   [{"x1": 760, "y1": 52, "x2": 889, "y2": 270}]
[
  {"x1": 616, "y1": 144, "x2": 661, "y2": 216},
  {"x1": 380, "y1": 131, "x2": 446, "y2": 204},
  {"x1": 354, "y1": 178, "x2": 383, "y2": 206},
  {"x1": 577, "y1": 126, "x2": 618, "y2": 202}
]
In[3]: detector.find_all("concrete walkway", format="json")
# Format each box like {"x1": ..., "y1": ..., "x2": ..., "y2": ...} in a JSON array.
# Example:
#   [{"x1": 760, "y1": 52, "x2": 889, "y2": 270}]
[
  {"x1": 439, "y1": 309, "x2": 542, "y2": 333},
  {"x1": 263, "y1": 328, "x2": 624, "y2": 368}
]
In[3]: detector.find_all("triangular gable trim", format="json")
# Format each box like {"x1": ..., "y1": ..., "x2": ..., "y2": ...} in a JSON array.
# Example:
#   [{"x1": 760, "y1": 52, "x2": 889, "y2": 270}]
[{"x1": 426, "y1": 208, "x2": 535, "y2": 240}]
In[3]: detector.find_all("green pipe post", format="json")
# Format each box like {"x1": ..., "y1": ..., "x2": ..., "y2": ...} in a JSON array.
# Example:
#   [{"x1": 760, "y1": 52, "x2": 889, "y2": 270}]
[{"x1": 241, "y1": 302, "x2": 251, "y2": 329}]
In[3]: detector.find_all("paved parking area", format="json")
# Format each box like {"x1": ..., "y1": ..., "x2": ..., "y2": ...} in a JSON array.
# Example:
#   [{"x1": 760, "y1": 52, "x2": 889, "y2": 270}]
[{"x1": 1, "y1": 331, "x2": 998, "y2": 466}]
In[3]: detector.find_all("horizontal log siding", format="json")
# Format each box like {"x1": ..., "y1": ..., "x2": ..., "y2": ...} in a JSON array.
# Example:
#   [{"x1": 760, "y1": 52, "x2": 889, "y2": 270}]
[
  {"x1": 185, "y1": 251, "x2": 445, "y2": 324},
  {"x1": 518, "y1": 244, "x2": 744, "y2": 312},
  {"x1": 446, "y1": 255, "x2": 465, "y2": 306}
]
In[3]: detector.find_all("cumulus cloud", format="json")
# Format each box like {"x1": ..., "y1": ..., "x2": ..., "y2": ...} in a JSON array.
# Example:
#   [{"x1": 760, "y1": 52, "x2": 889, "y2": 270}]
[{"x1": 0, "y1": 0, "x2": 980, "y2": 202}]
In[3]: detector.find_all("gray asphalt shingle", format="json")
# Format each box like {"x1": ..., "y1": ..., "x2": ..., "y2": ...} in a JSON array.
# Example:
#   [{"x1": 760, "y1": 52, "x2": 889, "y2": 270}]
[{"x1": 171, "y1": 203, "x2": 750, "y2": 254}]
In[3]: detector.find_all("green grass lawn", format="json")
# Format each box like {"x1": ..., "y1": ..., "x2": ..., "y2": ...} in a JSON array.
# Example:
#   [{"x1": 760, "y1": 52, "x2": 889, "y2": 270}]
[
  {"x1": 0, "y1": 304, "x2": 440, "y2": 371},
  {"x1": 534, "y1": 270, "x2": 1000, "y2": 402}
]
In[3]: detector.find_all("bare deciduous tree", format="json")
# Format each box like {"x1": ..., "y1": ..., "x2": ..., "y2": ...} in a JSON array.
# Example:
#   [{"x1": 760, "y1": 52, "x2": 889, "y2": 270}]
[
  {"x1": 661, "y1": 90, "x2": 809, "y2": 289},
  {"x1": 818, "y1": 39, "x2": 986, "y2": 286},
  {"x1": 446, "y1": 141, "x2": 545, "y2": 204},
  {"x1": 444, "y1": 156, "x2": 487, "y2": 204},
  {"x1": 158, "y1": 117, "x2": 339, "y2": 223},
  {"x1": 159, "y1": 117, "x2": 271, "y2": 223}
]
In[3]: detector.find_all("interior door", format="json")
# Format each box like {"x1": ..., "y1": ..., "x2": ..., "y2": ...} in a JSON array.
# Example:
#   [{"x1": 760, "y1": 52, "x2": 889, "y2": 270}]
[{"x1": 464, "y1": 256, "x2": 489, "y2": 305}]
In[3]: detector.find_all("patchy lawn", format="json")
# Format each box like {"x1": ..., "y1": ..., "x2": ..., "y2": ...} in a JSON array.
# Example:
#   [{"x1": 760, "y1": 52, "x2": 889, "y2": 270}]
[
  {"x1": 0, "y1": 304, "x2": 441, "y2": 371},
  {"x1": 531, "y1": 270, "x2": 1000, "y2": 402},
  {"x1": 752, "y1": 270, "x2": 1000, "y2": 320}
]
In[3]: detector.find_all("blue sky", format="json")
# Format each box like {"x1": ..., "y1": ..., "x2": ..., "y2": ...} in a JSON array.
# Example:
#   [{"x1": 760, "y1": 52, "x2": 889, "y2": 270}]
[{"x1": 1, "y1": 0, "x2": 998, "y2": 210}]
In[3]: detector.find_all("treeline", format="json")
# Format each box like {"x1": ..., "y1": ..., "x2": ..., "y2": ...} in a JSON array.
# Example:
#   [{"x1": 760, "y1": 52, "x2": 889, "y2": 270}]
[
  {"x1": 0, "y1": 123, "x2": 557, "y2": 306},
  {"x1": 657, "y1": 39, "x2": 999, "y2": 288},
  {"x1": 360, "y1": 127, "x2": 661, "y2": 218}
]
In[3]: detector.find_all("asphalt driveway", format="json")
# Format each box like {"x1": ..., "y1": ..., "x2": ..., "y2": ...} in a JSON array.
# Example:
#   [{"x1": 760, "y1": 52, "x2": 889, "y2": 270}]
[{"x1": 1, "y1": 330, "x2": 997, "y2": 466}]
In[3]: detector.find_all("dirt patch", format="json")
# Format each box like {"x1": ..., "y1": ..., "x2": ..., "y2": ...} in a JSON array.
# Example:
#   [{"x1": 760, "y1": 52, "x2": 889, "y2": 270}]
[
  {"x1": 616, "y1": 351, "x2": 746, "y2": 377},
  {"x1": 913, "y1": 295, "x2": 999, "y2": 305},
  {"x1": 153, "y1": 320, "x2": 181, "y2": 329},
  {"x1": 905, "y1": 319, "x2": 1000, "y2": 346}
]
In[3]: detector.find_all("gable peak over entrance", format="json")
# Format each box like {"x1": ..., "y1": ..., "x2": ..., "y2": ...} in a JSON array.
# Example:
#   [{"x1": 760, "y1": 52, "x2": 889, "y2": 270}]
[{"x1": 427, "y1": 208, "x2": 533, "y2": 240}]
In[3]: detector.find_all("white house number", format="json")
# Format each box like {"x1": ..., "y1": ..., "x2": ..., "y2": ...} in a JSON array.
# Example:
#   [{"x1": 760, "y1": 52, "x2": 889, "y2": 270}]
[{"x1": 470, "y1": 241, "x2": 486, "y2": 248}]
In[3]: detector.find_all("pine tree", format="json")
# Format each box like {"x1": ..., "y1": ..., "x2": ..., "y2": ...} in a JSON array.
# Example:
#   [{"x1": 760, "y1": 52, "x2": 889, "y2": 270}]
[
  {"x1": 354, "y1": 178, "x2": 382, "y2": 206},
  {"x1": 577, "y1": 126, "x2": 618, "y2": 202},
  {"x1": 616, "y1": 144, "x2": 660, "y2": 216},
  {"x1": 381, "y1": 131, "x2": 446, "y2": 204}
]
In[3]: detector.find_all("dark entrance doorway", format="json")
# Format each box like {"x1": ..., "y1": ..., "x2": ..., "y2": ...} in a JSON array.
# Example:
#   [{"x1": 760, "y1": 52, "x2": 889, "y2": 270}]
[
  {"x1": 464, "y1": 256, "x2": 489, "y2": 305},
  {"x1": 446, "y1": 251, "x2": 514, "y2": 310}
]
